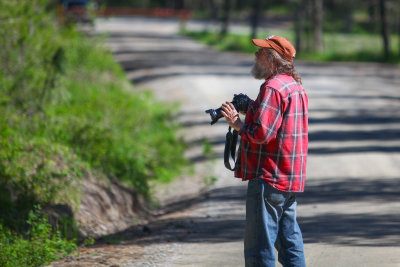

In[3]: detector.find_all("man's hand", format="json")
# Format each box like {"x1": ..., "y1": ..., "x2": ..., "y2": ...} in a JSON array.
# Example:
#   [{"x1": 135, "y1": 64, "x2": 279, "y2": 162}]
[{"x1": 221, "y1": 102, "x2": 244, "y2": 131}]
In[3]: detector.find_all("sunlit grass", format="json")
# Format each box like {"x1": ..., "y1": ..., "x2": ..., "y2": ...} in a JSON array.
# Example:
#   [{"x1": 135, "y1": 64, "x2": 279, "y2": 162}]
[{"x1": 182, "y1": 29, "x2": 400, "y2": 64}]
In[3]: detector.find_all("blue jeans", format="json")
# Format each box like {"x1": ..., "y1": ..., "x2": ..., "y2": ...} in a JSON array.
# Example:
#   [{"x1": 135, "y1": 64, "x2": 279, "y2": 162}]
[{"x1": 244, "y1": 178, "x2": 306, "y2": 267}]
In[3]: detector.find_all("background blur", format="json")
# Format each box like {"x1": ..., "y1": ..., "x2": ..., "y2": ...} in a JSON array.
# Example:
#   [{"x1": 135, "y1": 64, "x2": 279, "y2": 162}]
[{"x1": 95, "y1": 0, "x2": 400, "y2": 62}]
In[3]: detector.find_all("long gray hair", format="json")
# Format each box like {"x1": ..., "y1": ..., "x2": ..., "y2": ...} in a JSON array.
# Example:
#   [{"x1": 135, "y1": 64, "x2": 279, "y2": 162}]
[{"x1": 265, "y1": 48, "x2": 302, "y2": 84}]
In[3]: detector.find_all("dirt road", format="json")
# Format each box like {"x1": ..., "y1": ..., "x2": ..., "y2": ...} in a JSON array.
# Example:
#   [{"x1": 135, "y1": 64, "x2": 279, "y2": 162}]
[{"x1": 51, "y1": 17, "x2": 400, "y2": 267}]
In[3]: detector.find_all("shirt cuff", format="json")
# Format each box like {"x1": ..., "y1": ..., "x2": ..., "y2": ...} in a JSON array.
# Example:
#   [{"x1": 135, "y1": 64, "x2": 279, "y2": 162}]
[{"x1": 238, "y1": 124, "x2": 246, "y2": 137}]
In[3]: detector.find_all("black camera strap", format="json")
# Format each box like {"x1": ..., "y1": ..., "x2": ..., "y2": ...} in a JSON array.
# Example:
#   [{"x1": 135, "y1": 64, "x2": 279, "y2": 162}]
[{"x1": 224, "y1": 126, "x2": 238, "y2": 171}]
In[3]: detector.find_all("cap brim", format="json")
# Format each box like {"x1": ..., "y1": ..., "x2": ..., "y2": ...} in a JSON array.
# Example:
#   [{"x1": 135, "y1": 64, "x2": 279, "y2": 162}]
[{"x1": 252, "y1": 39, "x2": 272, "y2": 48}]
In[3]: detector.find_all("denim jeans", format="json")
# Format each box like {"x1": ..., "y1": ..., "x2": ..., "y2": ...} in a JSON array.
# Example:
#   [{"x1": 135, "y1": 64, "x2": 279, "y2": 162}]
[{"x1": 244, "y1": 178, "x2": 306, "y2": 267}]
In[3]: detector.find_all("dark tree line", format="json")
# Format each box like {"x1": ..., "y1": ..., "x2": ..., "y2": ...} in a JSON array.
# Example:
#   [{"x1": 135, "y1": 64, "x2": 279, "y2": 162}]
[{"x1": 99, "y1": 0, "x2": 400, "y2": 58}]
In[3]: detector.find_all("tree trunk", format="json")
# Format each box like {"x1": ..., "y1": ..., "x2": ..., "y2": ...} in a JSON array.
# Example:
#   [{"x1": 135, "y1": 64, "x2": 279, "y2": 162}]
[
  {"x1": 206, "y1": 0, "x2": 219, "y2": 32},
  {"x1": 398, "y1": 7, "x2": 400, "y2": 57},
  {"x1": 302, "y1": 0, "x2": 313, "y2": 52},
  {"x1": 344, "y1": 6, "x2": 353, "y2": 34},
  {"x1": 367, "y1": 0, "x2": 377, "y2": 32},
  {"x1": 236, "y1": 0, "x2": 245, "y2": 10},
  {"x1": 174, "y1": 0, "x2": 184, "y2": 10},
  {"x1": 293, "y1": 0, "x2": 305, "y2": 53},
  {"x1": 379, "y1": 0, "x2": 390, "y2": 60},
  {"x1": 208, "y1": 0, "x2": 218, "y2": 21},
  {"x1": 312, "y1": 0, "x2": 323, "y2": 53},
  {"x1": 250, "y1": 0, "x2": 262, "y2": 39},
  {"x1": 220, "y1": 0, "x2": 231, "y2": 38}
]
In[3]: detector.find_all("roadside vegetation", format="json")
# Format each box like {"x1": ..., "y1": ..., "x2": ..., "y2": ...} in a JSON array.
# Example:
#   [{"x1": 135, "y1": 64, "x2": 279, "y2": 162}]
[
  {"x1": 0, "y1": 0, "x2": 186, "y2": 265},
  {"x1": 112, "y1": 0, "x2": 400, "y2": 64},
  {"x1": 179, "y1": 1, "x2": 400, "y2": 64},
  {"x1": 182, "y1": 29, "x2": 400, "y2": 64}
]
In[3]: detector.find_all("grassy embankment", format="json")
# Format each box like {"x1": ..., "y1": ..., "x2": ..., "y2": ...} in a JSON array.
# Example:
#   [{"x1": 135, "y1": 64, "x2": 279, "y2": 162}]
[
  {"x1": 0, "y1": 0, "x2": 186, "y2": 265},
  {"x1": 182, "y1": 29, "x2": 400, "y2": 64}
]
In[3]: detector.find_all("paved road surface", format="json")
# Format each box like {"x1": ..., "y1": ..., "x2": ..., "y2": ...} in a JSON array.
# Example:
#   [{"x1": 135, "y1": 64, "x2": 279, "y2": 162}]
[{"x1": 54, "y1": 17, "x2": 400, "y2": 267}]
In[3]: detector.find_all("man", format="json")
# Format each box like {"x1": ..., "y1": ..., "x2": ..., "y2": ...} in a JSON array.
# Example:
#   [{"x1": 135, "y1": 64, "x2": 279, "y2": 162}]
[{"x1": 221, "y1": 35, "x2": 308, "y2": 267}]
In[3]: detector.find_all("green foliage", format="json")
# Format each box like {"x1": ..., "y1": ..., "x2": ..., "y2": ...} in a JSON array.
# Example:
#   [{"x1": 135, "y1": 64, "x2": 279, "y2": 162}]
[
  {"x1": 0, "y1": 1, "x2": 187, "y2": 264},
  {"x1": 202, "y1": 139, "x2": 213, "y2": 158},
  {"x1": 182, "y1": 30, "x2": 257, "y2": 54},
  {"x1": 203, "y1": 175, "x2": 217, "y2": 188},
  {"x1": 0, "y1": 0, "x2": 187, "y2": 206},
  {"x1": 182, "y1": 29, "x2": 400, "y2": 64},
  {"x1": 0, "y1": 1, "x2": 188, "y2": 266},
  {"x1": 42, "y1": 33, "x2": 188, "y2": 197},
  {"x1": 0, "y1": 126, "x2": 86, "y2": 231},
  {"x1": 55, "y1": 215, "x2": 80, "y2": 242},
  {"x1": 0, "y1": 206, "x2": 77, "y2": 267},
  {"x1": 0, "y1": 0, "x2": 65, "y2": 115},
  {"x1": 0, "y1": 134, "x2": 85, "y2": 203},
  {"x1": 82, "y1": 236, "x2": 95, "y2": 247}
]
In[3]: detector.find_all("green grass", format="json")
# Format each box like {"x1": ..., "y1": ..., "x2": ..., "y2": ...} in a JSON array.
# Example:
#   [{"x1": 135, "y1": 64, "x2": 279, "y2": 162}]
[
  {"x1": 182, "y1": 29, "x2": 400, "y2": 64},
  {"x1": 0, "y1": 0, "x2": 188, "y2": 264},
  {"x1": 41, "y1": 34, "x2": 188, "y2": 196},
  {"x1": 0, "y1": 206, "x2": 77, "y2": 267}
]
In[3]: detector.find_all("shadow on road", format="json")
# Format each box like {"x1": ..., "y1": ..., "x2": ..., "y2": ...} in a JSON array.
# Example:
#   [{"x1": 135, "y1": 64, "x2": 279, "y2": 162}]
[
  {"x1": 299, "y1": 178, "x2": 400, "y2": 246},
  {"x1": 98, "y1": 27, "x2": 400, "y2": 249},
  {"x1": 95, "y1": 185, "x2": 246, "y2": 246},
  {"x1": 98, "y1": 31, "x2": 252, "y2": 84},
  {"x1": 301, "y1": 213, "x2": 400, "y2": 247},
  {"x1": 94, "y1": 178, "x2": 399, "y2": 247},
  {"x1": 300, "y1": 178, "x2": 400, "y2": 205}
]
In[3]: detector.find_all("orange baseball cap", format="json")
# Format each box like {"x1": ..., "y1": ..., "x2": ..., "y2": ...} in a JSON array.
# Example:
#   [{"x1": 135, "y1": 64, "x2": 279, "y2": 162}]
[{"x1": 252, "y1": 35, "x2": 296, "y2": 62}]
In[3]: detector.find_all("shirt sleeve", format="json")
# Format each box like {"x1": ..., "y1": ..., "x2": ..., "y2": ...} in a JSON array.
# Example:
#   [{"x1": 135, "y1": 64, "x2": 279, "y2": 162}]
[{"x1": 239, "y1": 86, "x2": 283, "y2": 144}]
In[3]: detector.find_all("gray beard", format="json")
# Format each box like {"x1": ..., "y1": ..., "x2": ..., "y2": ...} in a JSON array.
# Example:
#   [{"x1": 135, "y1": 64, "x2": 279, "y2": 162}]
[{"x1": 251, "y1": 61, "x2": 268, "y2": 80}]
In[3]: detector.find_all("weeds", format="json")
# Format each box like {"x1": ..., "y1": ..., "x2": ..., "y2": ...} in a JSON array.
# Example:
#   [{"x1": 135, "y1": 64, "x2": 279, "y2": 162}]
[
  {"x1": 0, "y1": 206, "x2": 77, "y2": 267},
  {"x1": 182, "y1": 29, "x2": 400, "y2": 64},
  {"x1": 0, "y1": 0, "x2": 188, "y2": 264}
]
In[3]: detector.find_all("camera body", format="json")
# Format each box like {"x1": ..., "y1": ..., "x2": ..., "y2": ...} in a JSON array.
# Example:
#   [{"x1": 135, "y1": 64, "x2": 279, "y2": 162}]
[{"x1": 205, "y1": 93, "x2": 252, "y2": 125}]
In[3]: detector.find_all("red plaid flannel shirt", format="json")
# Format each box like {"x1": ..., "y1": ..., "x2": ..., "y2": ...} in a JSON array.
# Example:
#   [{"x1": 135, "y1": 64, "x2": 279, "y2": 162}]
[{"x1": 234, "y1": 74, "x2": 308, "y2": 192}]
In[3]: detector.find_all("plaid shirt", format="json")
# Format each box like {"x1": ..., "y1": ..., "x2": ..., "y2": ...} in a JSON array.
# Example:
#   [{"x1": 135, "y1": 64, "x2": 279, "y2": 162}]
[{"x1": 234, "y1": 74, "x2": 308, "y2": 192}]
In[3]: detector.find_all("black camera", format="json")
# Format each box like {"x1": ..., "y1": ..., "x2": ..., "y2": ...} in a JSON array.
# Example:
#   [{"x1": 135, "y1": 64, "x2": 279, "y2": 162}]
[{"x1": 205, "y1": 93, "x2": 252, "y2": 125}]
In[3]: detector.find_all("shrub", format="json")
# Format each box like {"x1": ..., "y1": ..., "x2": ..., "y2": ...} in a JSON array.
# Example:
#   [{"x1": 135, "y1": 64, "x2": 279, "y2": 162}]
[
  {"x1": 42, "y1": 33, "x2": 188, "y2": 197},
  {"x1": 0, "y1": 128, "x2": 85, "y2": 230},
  {"x1": 0, "y1": 1, "x2": 188, "y2": 265},
  {"x1": 0, "y1": 206, "x2": 77, "y2": 267},
  {"x1": 0, "y1": 0, "x2": 187, "y2": 201},
  {"x1": 0, "y1": 0, "x2": 65, "y2": 115}
]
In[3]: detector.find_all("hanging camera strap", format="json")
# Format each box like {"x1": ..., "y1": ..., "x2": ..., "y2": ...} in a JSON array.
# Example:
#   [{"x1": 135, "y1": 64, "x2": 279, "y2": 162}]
[{"x1": 224, "y1": 126, "x2": 238, "y2": 171}]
